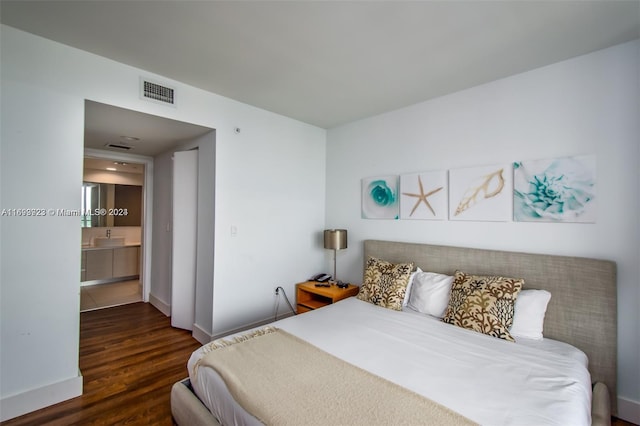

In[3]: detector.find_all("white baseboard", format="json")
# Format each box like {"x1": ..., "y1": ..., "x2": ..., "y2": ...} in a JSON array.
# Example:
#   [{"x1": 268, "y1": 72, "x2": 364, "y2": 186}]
[
  {"x1": 192, "y1": 323, "x2": 213, "y2": 344},
  {"x1": 149, "y1": 292, "x2": 170, "y2": 316},
  {"x1": 618, "y1": 396, "x2": 640, "y2": 424},
  {"x1": 0, "y1": 373, "x2": 83, "y2": 421},
  {"x1": 187, "y1": 312, "x2": 297, "y2": 344}
]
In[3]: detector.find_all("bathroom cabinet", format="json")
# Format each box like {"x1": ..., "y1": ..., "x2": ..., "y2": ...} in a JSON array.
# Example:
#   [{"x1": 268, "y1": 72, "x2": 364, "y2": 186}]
[
  {"x1": 113, "y1": 246, "x2": 139, "y2": 277},
  {"x1": 85, "y1": 248, "x2": 114, "y2": 281},
  {"x1": 82, "y1": 245, "x2": 139, "y2": 282}
]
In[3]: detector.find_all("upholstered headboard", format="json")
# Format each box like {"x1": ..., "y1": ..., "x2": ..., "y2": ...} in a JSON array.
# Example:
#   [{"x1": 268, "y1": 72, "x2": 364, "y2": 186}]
[{"x1": 364, "y1": 240, "x2": 618, "y2": 413}]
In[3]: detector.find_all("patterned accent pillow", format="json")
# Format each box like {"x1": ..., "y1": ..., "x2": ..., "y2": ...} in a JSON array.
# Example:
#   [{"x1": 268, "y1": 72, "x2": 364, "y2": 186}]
[
  {"x1": 357, "y1": 257, "x2": 415, "y2": 311},
  {"x1": 442, "y1": 270, "x2": 524, "y2": 342}
]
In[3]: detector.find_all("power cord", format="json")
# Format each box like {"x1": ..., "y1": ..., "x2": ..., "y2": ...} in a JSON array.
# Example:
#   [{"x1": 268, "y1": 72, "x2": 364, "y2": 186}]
[{"x1": 274, "y1": 286, "x2": 296, "y2": 321}]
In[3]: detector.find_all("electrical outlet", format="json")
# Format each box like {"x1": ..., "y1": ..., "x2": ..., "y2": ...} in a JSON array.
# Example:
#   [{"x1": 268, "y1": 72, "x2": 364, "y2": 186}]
[{"x1": 274, "y1": 287, "x2": 279, "y2": 296}]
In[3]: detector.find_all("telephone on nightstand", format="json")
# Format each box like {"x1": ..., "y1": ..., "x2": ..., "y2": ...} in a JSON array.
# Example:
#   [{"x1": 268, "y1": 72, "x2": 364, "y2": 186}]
[{"x1": 309, "y1": 273, "x2": 331, "y2": 283}]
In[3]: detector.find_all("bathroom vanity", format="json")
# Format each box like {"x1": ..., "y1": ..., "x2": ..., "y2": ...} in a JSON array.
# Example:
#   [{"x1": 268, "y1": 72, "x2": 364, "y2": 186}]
[{"x1": 81, "y1": 244, "x2": 140, "y2": 283}]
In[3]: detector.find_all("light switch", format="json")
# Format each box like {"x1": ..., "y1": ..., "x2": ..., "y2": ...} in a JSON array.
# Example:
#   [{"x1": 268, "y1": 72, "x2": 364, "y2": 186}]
[{"x1": 231, "y1": 225, "x2": 238, "y2": 236}]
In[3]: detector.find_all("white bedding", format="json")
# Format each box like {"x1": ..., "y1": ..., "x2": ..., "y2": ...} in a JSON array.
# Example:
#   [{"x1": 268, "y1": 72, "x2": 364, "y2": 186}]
[{"x1": 188, "y1": 297, "x2": 592, "y2": 426}]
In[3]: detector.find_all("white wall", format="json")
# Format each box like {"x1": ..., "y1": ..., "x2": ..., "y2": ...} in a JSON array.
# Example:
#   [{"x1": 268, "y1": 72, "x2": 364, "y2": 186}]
[
  {"x1": 0, "y1": 25, "x2": 326, "y2": 420},
  {"x1": 210, "y1": 113, "x2": 328, "y2": 336},
  {"x1": 325, "y1": 40, "x2": 640, "y2": 422},
  {"x1": 0, "y1": 57, "x2": 85, "y2": 420}
]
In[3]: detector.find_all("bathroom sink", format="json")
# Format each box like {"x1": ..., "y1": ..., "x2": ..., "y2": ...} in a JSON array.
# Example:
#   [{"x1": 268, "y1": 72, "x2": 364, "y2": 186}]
[{"x1": 93, "y1": 237, "x2": 125, "y2": 247}]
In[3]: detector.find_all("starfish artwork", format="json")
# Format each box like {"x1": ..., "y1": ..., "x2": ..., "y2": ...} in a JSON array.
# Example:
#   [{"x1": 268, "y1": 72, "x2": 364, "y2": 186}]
[{"x1": 402, "y1": 176, "x2": 443, "y2": 217}]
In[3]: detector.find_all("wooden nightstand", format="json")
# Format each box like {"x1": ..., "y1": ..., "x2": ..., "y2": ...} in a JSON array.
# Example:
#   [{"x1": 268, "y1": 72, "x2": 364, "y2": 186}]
[{"x1": 296, "y1": 281, "x2": 359, "y2": 314}]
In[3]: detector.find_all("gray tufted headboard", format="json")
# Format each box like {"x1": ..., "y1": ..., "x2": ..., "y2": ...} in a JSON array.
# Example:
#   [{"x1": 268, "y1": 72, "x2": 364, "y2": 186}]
[{"x1": 364, "y1": 240, "x2": 618, "y2": 414}]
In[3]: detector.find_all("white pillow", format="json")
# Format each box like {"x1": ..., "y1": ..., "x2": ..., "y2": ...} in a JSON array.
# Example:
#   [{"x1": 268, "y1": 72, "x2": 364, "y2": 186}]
[
  {"x1": 510, "y1": 289, "x2": 552, "y2": 340},
  {"x1": 407, "y1": 271, "x2": 454, "y2": 318},
  {"x1": 402, "y1": 267, "x2": 422, "y2": 306}
]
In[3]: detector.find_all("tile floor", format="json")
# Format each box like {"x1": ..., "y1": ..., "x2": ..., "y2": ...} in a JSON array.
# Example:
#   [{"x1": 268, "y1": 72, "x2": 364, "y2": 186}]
[{"x1": 80, "y1": 279, "x2": 142, "y2": 312}]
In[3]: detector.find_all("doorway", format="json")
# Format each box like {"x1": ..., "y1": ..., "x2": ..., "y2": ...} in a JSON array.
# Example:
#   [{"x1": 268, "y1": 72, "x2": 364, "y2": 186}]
[{"x1": 80, "y1": 157, "x2": 146, "y2": 311}]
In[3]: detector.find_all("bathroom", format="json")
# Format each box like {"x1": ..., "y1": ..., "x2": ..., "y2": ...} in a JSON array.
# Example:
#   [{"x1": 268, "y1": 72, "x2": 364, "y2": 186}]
[{"x1": 80, "y1": 157, "x2": 144, "y2": 311}]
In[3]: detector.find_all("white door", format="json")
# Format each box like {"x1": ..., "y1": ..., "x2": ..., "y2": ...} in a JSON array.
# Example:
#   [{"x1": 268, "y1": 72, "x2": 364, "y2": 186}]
[{"x1": 171, "y1": 150, "x2": 198, "y2": 330}]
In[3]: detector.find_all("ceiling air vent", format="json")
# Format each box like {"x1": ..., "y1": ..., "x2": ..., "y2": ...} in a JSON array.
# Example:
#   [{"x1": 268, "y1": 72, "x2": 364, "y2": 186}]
[
  {"x1": 141, "y1": 78, "x2": 176, "y2": 106},
  {"x1": 104, "y1": 143, "x2": 133, "y2": 151}
]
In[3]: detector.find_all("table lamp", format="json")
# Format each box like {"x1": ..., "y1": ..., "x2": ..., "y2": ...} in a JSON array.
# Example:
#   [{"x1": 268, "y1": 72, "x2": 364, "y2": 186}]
[{"x1": 323, "y1": 229, "x2": 347, "y2": 283}]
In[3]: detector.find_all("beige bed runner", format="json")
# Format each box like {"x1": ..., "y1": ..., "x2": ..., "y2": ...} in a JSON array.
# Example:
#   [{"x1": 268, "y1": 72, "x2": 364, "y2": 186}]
[{"x1": 195, "y1": 327, "x2": 477, "y2": 426}]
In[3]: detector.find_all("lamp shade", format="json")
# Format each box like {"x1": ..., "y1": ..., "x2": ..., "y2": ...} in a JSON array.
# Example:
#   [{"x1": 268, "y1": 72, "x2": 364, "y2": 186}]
[{"x1": 324, "y1": 229, "x2": 347, "y2": 250}]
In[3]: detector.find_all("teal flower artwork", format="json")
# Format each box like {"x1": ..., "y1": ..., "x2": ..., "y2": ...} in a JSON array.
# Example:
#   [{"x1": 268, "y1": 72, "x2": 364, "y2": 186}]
[
  {"x1": 362, "y1": 176, "x2": 399, "y2": 219},
  {"x1": 513, "y1": 156, "x2": 596, "y2": 223},
  {"x1": 370, "y1": 180, "x2": 395, "y2": 205}
]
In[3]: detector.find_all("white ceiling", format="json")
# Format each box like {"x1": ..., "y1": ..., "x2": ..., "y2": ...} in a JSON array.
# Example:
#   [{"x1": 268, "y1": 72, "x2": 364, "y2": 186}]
[
  {"x1": 84, "y1": 157, "x2": 145, "y2": 175},
  {"x1": 2, "y1": 1, "x2": 639, "y2": 130}
]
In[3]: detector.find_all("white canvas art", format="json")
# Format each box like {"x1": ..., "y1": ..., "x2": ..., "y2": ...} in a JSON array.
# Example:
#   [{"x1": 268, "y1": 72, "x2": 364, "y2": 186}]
[
  {"x1": 361, "y1": 175, "x2": 399, "y2": 219},
  {"x1": 513, "y1": 155, "x2": 596, "y2": 223},
  {"x1": 449, "y1": 164, "x2": 512, "y2": 221},
  {"x1": 400, "y1": 171, "x2": 447, "y2": 220}
]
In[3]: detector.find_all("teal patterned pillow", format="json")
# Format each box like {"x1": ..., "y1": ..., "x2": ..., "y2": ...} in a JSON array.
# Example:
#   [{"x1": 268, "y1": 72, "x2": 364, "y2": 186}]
[{"x1": 357, "y1": 257, "x2": 414, "y2": 311}]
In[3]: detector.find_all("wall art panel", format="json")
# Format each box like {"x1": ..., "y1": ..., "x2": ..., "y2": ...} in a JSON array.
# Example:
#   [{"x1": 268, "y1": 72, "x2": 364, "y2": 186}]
[
  {"x1": 449, "y1": 164, "x2": 512, "y2": 221},
  {"x1": 362, "y1": 175, "x2": 399, "y2": 219},
  {"x1": 513, "y1": 155, "x2": 596, "y2": 223},
  {"x1": 400, "y1": 171, "x2": 447, "y2": 220}
]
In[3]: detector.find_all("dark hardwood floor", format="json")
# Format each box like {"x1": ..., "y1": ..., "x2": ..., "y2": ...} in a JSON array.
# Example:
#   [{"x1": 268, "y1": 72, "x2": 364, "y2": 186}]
[{"x1": 2, "y1": 302, "x2": 201, "y2": 425}]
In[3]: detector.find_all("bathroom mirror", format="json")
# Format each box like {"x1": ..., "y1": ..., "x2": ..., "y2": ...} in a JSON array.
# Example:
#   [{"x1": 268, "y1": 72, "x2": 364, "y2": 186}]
[{"x1": 81, "y1": 182, "x2": 142, "y2": 227}]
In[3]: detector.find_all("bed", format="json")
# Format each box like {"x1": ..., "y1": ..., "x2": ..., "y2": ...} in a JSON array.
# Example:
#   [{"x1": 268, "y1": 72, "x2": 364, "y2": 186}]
[{"x1": 171, "y1": 240, "x2": 617, "y2": 426}]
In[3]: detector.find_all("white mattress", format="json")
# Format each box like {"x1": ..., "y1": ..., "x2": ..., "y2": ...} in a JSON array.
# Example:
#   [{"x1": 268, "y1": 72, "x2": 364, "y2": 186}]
[{"x1": 188, "y1": 297, "x2": 592, "y2": 426}]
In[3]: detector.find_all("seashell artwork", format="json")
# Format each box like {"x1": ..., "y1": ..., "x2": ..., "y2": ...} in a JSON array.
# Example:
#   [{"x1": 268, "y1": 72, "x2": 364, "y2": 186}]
[
  {"x1": 454, "y1": 169, "x2": 505, "y2": 216},
  {"x1": 449, "y1": 164, "x2": 513, "y2": 221}
]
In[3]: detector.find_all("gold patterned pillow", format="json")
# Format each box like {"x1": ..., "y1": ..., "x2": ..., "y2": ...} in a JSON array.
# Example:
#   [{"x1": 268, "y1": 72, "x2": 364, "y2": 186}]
[
  {"x1": 357, "y1": 257, "x2": 414, "y2": 311},
  {"x1": 442, "y1": 270, "x2": 524, "y2": 342}
]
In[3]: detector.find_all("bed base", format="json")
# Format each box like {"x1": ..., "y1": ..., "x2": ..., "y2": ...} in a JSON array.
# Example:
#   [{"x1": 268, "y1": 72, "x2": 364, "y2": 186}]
[
  {"x1": 171, "y1": 378, "x2": 611, "y2": 426},
  {"x1": 171, "y1": 379, "x2": 220, "y2": 426}
]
